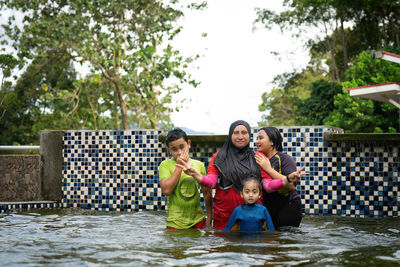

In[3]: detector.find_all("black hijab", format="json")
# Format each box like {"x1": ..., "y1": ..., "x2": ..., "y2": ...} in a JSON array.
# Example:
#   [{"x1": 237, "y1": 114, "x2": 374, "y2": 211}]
[{"x1": 214, "y1": 120, "x2": 261, "y2": 193}]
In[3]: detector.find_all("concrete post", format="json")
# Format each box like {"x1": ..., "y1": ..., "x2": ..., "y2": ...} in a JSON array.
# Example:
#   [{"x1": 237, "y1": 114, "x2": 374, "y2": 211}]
[{"x1": 40, "y1": 130, "x2": 63, "y2": 201}]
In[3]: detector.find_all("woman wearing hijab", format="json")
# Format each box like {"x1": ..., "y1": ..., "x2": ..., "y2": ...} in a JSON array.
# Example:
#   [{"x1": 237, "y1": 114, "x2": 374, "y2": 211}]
[
  {"x1": 178, "y1": 120, "x2": 303, "y2": 230},
  {"x1": 177, "y1": 120, "x2": 261, "y2": 228},
  {"x1": 178, "y1": 120, "x2": 306, "y2": 229},
  {"x1": 207, "y1": 120, "x2": 263, "y2": 228}
]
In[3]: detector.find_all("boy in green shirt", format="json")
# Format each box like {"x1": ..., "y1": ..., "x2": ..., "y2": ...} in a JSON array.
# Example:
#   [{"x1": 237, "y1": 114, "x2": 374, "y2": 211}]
[{"x1": 158, "y1": 128, "x2": 212, "y2": 229}]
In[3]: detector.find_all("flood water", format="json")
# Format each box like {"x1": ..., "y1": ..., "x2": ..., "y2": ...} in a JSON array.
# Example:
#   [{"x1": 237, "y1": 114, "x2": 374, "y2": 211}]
[{"x1": 1, "y1": 209, "x2": 400, "y2": 266}]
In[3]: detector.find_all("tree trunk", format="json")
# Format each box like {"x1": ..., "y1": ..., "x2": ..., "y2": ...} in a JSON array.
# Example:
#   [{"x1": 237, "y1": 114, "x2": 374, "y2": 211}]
[
  {"x1": 340, "y1": 17, "x2": 348, "y2": 72},
  {"x1": 114, "y1": 82, "x2": 129, "y2": 129}
]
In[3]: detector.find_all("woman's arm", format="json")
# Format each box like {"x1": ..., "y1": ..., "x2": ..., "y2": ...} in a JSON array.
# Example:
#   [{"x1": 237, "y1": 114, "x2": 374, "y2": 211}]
[
  {"x1": 256, "y1": 153, "x2": 305, "y2": 183},
  {"x1": 261, "y1": 167, "x2": 307, "y2": 193},
  {"x1": 262, "y1": 176, "x2": 286, "y2": 193},
  {"x1": 176, "y1": 160, "x2": 219, "y2": 188},
  {"x1": 177, "y1": 152, "x2": 219, "y2": 188}
]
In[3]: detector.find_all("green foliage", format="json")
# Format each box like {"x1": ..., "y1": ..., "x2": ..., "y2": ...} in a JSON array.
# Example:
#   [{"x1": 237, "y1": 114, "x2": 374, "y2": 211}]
[
  {"x1": 344, "y1": 49, "x2": 400, "y2": 85},
  {"x1": 256, "y1": 0, "x2": 400, "y2": 132},
  {"x1": 0, "y1": 54, "x2": 20, "y2": 144},
  {"x1": 256, "y1": 0, "x2": 400, "y2": 81},
  {"x1": 0, "y1": 51, "x2": 79, "y2": 144},
  {"x1": 297, "y1": 79, "x2": 342, "y2": 125},
  {"x1": 0, "y1": 0, "x2": 200, "y2": 142},
  {"x1": 324, "y1": 49, "x2": 400, "y2": 133},
  {"x1": 258, "y1": 70, "x2": 326, "y2": 126}
]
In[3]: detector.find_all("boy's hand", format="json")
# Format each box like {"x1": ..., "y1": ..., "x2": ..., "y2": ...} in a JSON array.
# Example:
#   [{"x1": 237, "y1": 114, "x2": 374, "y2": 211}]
[
  {"x1": 176, "y1": 156, "x2": 187, "y2": 168},
  {"x1": 179, "y1": 148, "x2": 190, "y2": 163}
]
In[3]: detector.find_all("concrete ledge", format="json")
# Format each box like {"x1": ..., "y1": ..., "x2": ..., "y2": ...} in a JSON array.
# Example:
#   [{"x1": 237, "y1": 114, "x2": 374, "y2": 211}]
[
  {"x1": 324, "y1": 133, "x2": 400, "y2": 144},
  {"x1": 158, "y1": 134, "x2": 227, "y2": 144},
  {"x1": 40, "y1": 131, "x2": 64, "y2": 201},
  {"x1": 188, "y1": 135, "x2": 227, "y2": 143}
]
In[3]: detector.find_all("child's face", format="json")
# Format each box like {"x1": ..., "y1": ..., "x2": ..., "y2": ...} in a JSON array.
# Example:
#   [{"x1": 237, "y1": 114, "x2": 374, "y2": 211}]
[
  {"x1": 256, "y1": 130, "x2": 274, "y2": 154},
  {"x1": 167, "y1": 137, "x2": 191, "y2": 161},
  {"x1": 240, "y1": 180, "x2": 261, "y2": 204}
]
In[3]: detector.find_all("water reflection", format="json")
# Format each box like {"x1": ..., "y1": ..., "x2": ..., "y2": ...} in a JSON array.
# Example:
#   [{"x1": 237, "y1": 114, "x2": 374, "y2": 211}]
[{"x1": 1, "y1": 210, "x2": 400, "y2": 266}]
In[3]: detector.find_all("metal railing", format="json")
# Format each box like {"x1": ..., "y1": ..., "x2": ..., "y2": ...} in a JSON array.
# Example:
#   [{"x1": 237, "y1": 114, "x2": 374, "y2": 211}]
[{"x1": 0, "y1": 146, "x2": 40, "y2": 150}]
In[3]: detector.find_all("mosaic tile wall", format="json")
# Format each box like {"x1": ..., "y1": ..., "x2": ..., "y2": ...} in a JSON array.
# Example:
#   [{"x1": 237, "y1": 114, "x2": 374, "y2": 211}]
[
  {"x1": 253, "y1": 127, "x2": 399, "y2": 217},
  {"x1": 62, "y1": 130, "x2": 220, "y2": 212},
  {"x1": 61, "y1": 127, "x2": 400, "y2": 217},
  {"x1": 0, "y1": 201, "x2": 61, "y2": 213}
]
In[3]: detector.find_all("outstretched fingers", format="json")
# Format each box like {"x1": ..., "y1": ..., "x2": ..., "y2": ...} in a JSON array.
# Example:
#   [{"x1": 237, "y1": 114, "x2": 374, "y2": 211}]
[
  {"x1": 177, "y1": 160, "x2": 190, "y2": 169},
  {"x1": 288, "y1": 166, "x2": 309, "y2": 182},
  {"x1": 296, "y1": 166, "x2": 309, "y2": 177},
  {"x1": 175, "y1": 163, "x2": 186, "y2": 170}
]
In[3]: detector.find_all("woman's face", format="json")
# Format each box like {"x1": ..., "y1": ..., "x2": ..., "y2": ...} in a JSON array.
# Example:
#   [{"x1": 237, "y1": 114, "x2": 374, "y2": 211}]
[
  {"x1": 231, "y1": 125, "x2": 250, "y2": 149},
  {"x1": 256, "y1": 129, "x2": 274, "y2": 154}
]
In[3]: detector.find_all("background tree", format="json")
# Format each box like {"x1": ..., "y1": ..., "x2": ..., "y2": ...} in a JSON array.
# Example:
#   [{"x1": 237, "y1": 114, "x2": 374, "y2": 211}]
[
  {"x1": 0, "y1": 0, "x2": 200, "y2": 136},
  {"x1": 258, "y1": 70, "x2": 325, "y2": 126},
  {"x1": 0, "y1": 51, "x2": 79, "y2": 144},
  {"x1": 255, "y1": 0, "x2": 349, "y2": 83},
  {"x1": 296, "y1": 79, "x2": 342, "y2": 125},
  {"x1": 0, "y1": 54, "x2": 18, "y2": 123},
  {"x1": 255, "y1": 0, "x2": 400, "y2": 132},
  {"x1": 324, "y1": 50, "x2": 400, "y2": 133}
]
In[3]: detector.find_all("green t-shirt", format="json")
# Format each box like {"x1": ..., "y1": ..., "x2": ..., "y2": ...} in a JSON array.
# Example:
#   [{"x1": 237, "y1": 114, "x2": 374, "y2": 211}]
[{"x1": 159, "y1": 158, "x2": 206, "y2": 229}]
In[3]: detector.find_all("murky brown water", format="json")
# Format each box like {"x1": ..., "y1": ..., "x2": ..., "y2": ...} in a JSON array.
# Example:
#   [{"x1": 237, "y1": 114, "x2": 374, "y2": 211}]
[{"x1": 1, "y1": 209, "x2": 400, "y2": 266}]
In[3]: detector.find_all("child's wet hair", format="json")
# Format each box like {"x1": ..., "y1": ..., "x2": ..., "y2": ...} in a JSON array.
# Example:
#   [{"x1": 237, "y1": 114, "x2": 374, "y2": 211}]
[
  {"x1": 241, "y1": 175, "x2": 262, "y2": 191},
  {"x1": 165, "y1": 127, "x2": 188, "y2": 147}
]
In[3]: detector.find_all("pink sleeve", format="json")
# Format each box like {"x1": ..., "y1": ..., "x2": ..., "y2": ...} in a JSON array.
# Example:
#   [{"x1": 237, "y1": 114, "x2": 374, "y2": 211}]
[
  {"x1": 200, "y1": 174, "x2": 218, "y2": 188},
  {"x1": 199, "y1": 152, "x2": 219, "y2": 188},
  {"x1": 262, "y1": 177, "x2": 284, "y2": 193}
]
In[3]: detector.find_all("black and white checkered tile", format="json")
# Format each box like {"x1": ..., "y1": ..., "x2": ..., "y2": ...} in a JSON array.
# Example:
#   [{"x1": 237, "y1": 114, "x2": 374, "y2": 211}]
[
  {"x1": 58, "y1": 127, "x2": 399, "y2": 217},
  {"x1": 251, "y1": 127, "x2": 399, "y2": 217}
]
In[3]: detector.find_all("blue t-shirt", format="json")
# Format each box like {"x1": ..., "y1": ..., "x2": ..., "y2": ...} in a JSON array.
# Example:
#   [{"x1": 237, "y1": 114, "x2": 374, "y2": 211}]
[{"x1": 222, "y1": 203, "x2": 275, "y2": 232}]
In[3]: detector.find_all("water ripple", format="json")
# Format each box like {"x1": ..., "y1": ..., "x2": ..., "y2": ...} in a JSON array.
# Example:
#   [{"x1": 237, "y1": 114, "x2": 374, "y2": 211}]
[{"x1": 1, "y1": 210, "x2": 400, "y2": 266}]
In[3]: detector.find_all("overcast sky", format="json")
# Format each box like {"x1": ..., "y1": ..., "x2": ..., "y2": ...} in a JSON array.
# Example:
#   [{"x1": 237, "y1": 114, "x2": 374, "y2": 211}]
[
  {"x1": 0, "y1": 1, "x2": 310, "y2": 134},
  {"x1": 170, "y1": 0, "x2": 309, "y2": 134}
]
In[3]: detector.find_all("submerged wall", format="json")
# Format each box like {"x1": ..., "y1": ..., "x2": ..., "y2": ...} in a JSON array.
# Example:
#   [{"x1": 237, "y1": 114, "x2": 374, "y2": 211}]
[
  {"x1": 321, "y1": 132, "x2": 399, "y2": 216},
  {"x1": 60, "y1": 126, "x2": 399, "y2": 217},
  {"x1": 1, "y1": 126, "x2": 399, "y2": 217},
  {"x1": 61, "y1": 130, "x2": 218, "y2": 211}
]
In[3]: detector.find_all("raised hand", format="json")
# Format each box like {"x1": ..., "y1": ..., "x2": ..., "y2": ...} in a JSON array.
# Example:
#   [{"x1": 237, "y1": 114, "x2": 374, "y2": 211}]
[
  {"x1": 179, "y1": 148, "x2": 190, "y2": 163},
  {"x1": 176, "y1": 156, "x2": 188, "y2": 167},
  {"x1": 288, "y1": 166, "x2": 309, "y2": 183},
  {"x1": 176, "y1": 160, "x2": 202, "y2": 182},
  {"x1": 255, "y1": 153, "x2": 272, "y2": 172}
]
